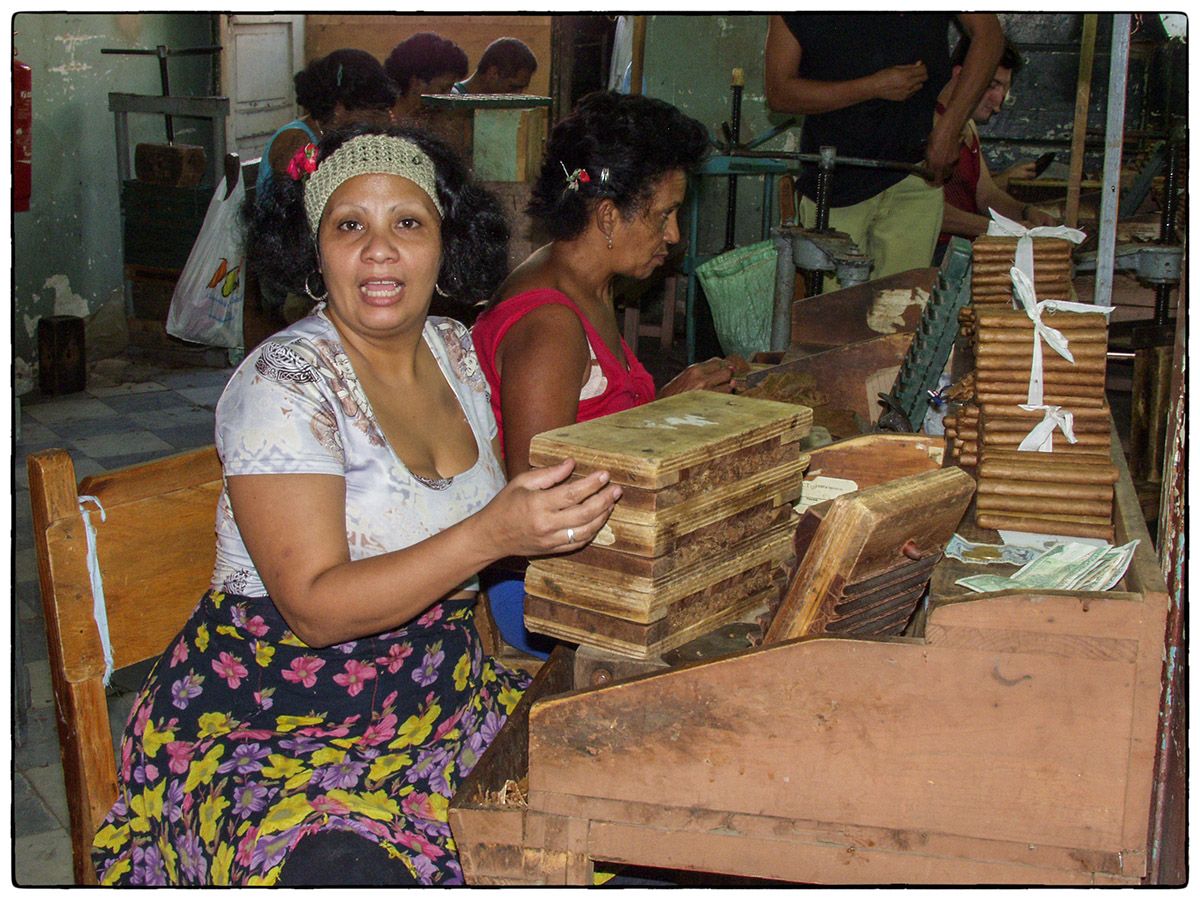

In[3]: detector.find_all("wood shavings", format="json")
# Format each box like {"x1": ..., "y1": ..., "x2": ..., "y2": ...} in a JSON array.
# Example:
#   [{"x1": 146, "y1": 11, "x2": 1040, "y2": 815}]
[{"x1": 484, "y1": 777, "x2": 528, "y2": 808}]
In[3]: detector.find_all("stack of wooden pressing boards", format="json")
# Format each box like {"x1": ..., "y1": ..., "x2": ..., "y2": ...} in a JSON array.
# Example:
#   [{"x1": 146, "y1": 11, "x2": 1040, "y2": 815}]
[{"x1": 523, "y1": 392, "x2": 811, "y2": 660}]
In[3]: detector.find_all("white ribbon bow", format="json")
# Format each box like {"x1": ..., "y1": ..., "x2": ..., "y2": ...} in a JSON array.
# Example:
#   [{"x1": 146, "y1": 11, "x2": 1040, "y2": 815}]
[
  {"x1": 1011, "y1": 267, "x2": 1111, "y2": 406},
  {"x1": 1017, "y1": 404, "x2": 1077, "y2": 452},
  {"x1": 79, "y1": 495, "x2": 114, "y2": 686},
  {"x1": 987, "y1": 208, "x2": 1086, "y2": 298}
]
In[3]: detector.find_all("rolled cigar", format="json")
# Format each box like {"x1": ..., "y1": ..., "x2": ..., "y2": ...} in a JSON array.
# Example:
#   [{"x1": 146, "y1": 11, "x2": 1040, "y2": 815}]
[
  {"x1": 978, "y1": 461, "x2": 1119, "y2": 486},
  {"x1": 972, "y1": 269, "x2": 1073, "y2": 279},
  {"x1": 976, "y1": 316, "x2": 1110, "y2": 333},
  {"x1": 971, "y1": 274, "x2": 1072, "y2": 286},
  {"x1": 977, "y1": 479, "x2": 1113, "y2": 501},
  {"x1": 972, "y1": 236, "x2": 1073, "y2": 252},
  {"x1": 976, "y1": 355, "x2": 1109, "y2": 372},
  {"x1": 976, "y1": 322, "x2": 1109, "y2": 336},
  {"x1": 976, "y1": 329, "x2": 1110, "y2": 346},
  {"x1": 976, "y1": 370, "x2": 1109, "y2": 388},
  {"x1": 982, "y1": 428, "x2": 1111, "y2": 444},
  {"x1": 972, "y1": 264, "x2": 1073, "y2": 277},
  {"x1": 976, "y1": 325, "x2": 1109, "y2": 340},
  {"x1": 976, "y1": 494, "x2": 1113, "y2": 518},
  {"x1": 979, "y1": 508, "x2": 1112, "y2": 526},
  {"x1": 981, "y1": 447, "x2": 1117, "y2": 465},
  {"x1": 983, "y1": 421, "x2": 1112, "y2": 438},
  {"x1": 981, "y1": 404, "x2": 1111, "y2": 422},
  {"x1": 973, "y1": 270, "x2": 1072, "y2": 279},
  {"x1": 978, "y1": 442, "x2": 1109, "y2": 460},
  {"x1": 976, "y1": 393, "x2": 1106, "y2": 408},
  {"x1": 980, "y1": 449, "x2": 1112, "y2": 464},
  {"x1": 958, "y1": 454, "x2": 978, "y2": 466},
  {"x1": 975, "y1": 513, "x2": 1114, "y2": 541},
  {"x1": 969, "y1": 256, "x2": 1075, "y2": 267},
  {"x1": 975, "y1": 352, "x2": 1110, "y2": 367},
  {"x1": 974, "y1": 340, "x2": 1104, "y2": 355},
  {"x1": 960, "y1": 440, "x2": 979, "y2": 454}
]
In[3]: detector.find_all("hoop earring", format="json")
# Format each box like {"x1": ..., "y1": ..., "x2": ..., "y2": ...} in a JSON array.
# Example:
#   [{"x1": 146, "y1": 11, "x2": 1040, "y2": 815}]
[
  {"x1": 434, "y1": 283, "x2": 449, "y2": 298},
  {"x1": 304, "y1": 272, "x2": 327, "y2": 302}
]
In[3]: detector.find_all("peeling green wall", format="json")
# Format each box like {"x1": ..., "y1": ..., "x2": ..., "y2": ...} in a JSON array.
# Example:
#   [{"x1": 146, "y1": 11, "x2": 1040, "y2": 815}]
[
  {"x1": 12, "y1": 12, "x2": 214, "y2": 388},
  {"x1": 643, "y1": 14, "x2": 788, "y2": 254}
]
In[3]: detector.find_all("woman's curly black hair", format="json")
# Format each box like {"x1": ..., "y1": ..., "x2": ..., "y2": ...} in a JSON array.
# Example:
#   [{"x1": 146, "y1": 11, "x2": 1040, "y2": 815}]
[
  {"x1": 246, "y1": 123, "x2": 510, "y2": 310},
  {"x1": 294, "y1": 49, "x2": 397, "y2": 122},
  {"x1": 527, "y1": 91, "x2": 710, "y2": 242}
]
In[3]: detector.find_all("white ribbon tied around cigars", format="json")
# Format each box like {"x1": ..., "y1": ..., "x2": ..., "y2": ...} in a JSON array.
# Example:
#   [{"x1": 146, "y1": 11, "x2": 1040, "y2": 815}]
[
  {"x1": 1016, "y1": 403, "x2": 1076, "y2": 452},
  {"x1": 1009, "y1": 265, "x2": 1112, "y2": 449},
  {"x1": 985, "y1": 208, "x2": 1086, "y2": 288}
]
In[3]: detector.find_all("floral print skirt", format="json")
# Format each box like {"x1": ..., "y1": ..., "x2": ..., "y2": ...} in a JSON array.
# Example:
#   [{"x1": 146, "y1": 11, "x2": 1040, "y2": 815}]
[{"x1": 91, "y1": 590, "x2": 530, "y2": 886}]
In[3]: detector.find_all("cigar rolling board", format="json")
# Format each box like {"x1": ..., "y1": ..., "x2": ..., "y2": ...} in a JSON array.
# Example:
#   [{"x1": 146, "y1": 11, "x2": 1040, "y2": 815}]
[{"x1": 451, "y1": 428, "x2": 1174, "y2": 885}]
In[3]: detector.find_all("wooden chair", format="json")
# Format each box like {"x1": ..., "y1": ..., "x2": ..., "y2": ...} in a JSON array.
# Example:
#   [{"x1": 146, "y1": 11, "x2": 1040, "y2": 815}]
[
  {"x1": 28, "y1": 444, "x2": 518, "y2": 883},
  {"x1": 28, "y1": 446, "x2": 223, "y2": 884}
]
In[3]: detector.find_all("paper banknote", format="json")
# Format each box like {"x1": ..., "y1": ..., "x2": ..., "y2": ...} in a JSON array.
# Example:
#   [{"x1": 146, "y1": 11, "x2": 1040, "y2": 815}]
[{"x1": 955, "y1": 540, "x2": 1140, "y2": 593}]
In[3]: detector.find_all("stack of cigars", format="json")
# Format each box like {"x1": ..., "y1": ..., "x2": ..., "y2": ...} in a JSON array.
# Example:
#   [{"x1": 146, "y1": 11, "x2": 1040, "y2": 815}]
[
  {"x1": 942, "y1": 401, "x2": 980, "y2": 466},
  {"x1": 960, "y1": 235, "x2": 1074, "y2": 340},
  {"x1": 968, "y1": 306, "x2": 1116, "y2": 541},
  {"x1": 522, "y1": 392, "x2": 811, "y2": 660}
]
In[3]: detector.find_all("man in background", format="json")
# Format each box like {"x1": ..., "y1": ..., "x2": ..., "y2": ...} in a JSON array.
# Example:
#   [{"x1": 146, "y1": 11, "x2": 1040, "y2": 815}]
[
  {"x1": 453, "y1": 37, "x2": 538, "y2": 95},
  {"x1": 764, "y1": 13, "x2": 1003, "y2": 285},
  {"x1": 935, "y1": 34, "x2": 1058, "y2": 260}
]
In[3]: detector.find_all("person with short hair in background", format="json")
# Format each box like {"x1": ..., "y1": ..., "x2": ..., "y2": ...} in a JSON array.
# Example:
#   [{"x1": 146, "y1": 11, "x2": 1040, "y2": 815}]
[
  {"x1": 385, "y1": 32, "x2": 468, "y2": 121},
  {"x1": 452, "y1": 37, "x2": 538, "y2": 95},
  {"x1": 934, "y1": 34, "x2": 1058, "y2": 261}
]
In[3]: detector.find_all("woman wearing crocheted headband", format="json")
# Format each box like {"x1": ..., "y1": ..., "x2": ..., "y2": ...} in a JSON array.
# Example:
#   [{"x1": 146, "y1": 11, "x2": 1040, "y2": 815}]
[
  {"x1": 471, "y1": 91, "x2": 744, "y2": 655},
  {"x1": 91, "y1": 124, "x2": 621, "y2": 886}
]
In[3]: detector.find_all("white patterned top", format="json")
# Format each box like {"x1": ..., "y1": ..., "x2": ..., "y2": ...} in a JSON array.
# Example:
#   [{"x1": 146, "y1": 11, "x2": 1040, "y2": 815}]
[{"x1": 211, "y1": 306, "x2": 504, "y2": 598}]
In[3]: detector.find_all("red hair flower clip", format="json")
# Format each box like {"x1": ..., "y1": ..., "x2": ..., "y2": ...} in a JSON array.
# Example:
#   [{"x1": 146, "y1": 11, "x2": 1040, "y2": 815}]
[
  {"x1": 287, "y1": 143, "x2": 320, "y2": 181},
  {"x1": 560, "y1": 160, "x2": 590, "y2": 192}
]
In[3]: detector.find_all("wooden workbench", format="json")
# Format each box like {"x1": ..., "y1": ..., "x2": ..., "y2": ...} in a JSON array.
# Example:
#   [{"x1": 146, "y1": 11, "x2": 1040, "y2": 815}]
[{"x1": 450, "y1": 432, "x2": 1176, "y2": 885}]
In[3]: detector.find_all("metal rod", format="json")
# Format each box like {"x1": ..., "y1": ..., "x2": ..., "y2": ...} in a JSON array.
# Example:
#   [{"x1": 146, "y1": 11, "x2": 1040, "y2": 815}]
[
  {"x1": 1154, "y1": 139, "x2": 1181, "y2": 327},
  {"x1": 810, "y1": 147, "x2": 836, "y2": 295},
  {"x1": 157, "y1": 45, "x2": 174, "y2": 142},
  {"x1": 724, "y1": 69, "x2": 744, "y2": 251},
  {"x1": 1094, "y1": 13, "x2": 1132, "y2": 309},
  {"x1": 726, "y1": 147, "x2": 932, "y2": 179}
]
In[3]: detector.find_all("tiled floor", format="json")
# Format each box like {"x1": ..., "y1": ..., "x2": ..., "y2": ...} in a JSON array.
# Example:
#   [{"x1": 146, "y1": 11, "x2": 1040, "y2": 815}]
[{"x1": 12, "y1": 357, "x2": 237, "y2": 887}]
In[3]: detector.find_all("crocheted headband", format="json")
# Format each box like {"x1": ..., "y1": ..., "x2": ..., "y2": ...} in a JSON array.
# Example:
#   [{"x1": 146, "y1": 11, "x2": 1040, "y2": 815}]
[{"x1": 303, "y1": 134, "x2": 444, "y2": 234}]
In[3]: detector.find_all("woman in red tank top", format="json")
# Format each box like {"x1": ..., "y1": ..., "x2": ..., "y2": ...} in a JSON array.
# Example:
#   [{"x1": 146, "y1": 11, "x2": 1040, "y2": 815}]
[
  {"x1": 472, "y1": 92, "x2": 745, "y2": 657},
  {"x1": 472, "y1": 91, "x2": 744, "y2": 478}
]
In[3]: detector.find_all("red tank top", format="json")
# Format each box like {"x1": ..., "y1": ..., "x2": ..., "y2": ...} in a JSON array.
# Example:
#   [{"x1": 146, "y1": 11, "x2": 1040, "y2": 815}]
[
  {"x1": 471, "y1": 288, "x2": 657, "y2": 455},
  {"x1": 937, "y1": 102, "x2": 982, "y2": 246}
]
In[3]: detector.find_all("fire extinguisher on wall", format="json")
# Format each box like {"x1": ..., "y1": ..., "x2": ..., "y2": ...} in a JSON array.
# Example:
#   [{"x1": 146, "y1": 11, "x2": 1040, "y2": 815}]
[{"x1": 14, "y1": 50, "x2": 32, "y2": 213}]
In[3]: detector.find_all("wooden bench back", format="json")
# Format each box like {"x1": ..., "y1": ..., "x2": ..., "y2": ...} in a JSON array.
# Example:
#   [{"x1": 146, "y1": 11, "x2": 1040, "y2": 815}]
[{"x1": 27, "y1": 446, "x2": 223, "y2": 884}]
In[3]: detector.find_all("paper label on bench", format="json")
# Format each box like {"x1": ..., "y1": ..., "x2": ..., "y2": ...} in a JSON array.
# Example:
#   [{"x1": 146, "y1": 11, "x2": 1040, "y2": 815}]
[{"x1": 794, "y1": 476, "x2": 858, "y2": 514}]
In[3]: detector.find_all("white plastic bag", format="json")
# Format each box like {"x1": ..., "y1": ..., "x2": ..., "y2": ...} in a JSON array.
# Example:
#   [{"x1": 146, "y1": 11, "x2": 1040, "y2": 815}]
[{"x1": 166, "y1": 175, "x2": 246, "y2": 349}]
